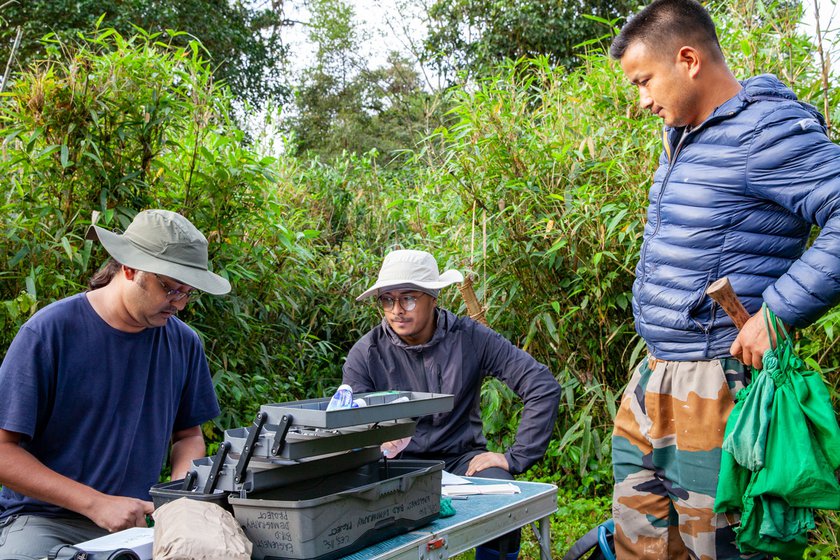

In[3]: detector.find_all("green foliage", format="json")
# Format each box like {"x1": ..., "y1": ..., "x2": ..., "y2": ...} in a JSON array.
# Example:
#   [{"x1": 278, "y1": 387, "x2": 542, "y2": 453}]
[
  {"x1": 0, "y1": 0, "x2": 287, "y2": 106},
  {"x1": 427, "y1": 55, "x2": 653, "y2": 387},
  {"x1": 547, "y1": 490, "x2": 612, "y2": 557},
  {"x1": 0, "y1": 27, "x2": 362, "y2": 437},
  {"x1": 288, "y1": 0, "x2": 444, "y2": 161},
  {"x1": 411, "y1": 0, "x2": 840, "y2": 498},
  {"x1": 423, "y1": 0, "x2": 638, "y2": 81}
]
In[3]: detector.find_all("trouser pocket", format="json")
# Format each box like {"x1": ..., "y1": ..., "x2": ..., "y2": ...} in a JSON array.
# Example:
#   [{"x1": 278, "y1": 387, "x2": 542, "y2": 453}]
[{"x1": 0, "y1": 515, "x2": 22, "y2": 546}]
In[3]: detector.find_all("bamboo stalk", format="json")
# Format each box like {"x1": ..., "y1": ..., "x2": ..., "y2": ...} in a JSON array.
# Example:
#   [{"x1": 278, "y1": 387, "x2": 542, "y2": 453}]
[{"x1": 1, "y1": 26, "x2": 22, "y2": 95}]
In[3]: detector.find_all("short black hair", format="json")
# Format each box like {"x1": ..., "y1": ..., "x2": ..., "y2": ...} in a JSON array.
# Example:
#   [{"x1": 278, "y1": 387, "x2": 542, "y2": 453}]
[{"x1": 610, "y1": 0, "x2": 723, "y2": 61}]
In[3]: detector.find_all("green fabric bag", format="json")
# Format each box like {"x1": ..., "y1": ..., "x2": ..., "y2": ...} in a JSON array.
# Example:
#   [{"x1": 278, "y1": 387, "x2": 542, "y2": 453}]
[{"x1": 715, "y1": 306, "x2": 840, "y2": 559}]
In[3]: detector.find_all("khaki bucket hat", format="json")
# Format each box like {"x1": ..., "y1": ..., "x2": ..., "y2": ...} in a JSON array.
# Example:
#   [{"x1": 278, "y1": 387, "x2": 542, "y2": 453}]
[
  {"x1": 357, "y1": 249, "x2": 463, "y2": 300},
  {"x1": 87, "y1": 209, "x2": 231, "y2": 295}
]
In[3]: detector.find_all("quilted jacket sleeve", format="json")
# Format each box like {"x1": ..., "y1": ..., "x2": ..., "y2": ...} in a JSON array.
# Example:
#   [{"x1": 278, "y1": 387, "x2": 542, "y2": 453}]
[{"x1": 745, "y1": 104, "x2": 840, "y2": 327}]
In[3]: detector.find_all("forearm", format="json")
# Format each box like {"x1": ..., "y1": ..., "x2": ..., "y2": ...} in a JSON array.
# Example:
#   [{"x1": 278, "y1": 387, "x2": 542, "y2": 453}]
[
  {"x1": 170, "y1": 429, "x2": 207, "y2": 480},
  {"x1": 509, "y1": 372, "x2": 562, "y2": 473},
  {"x1": 342, "y1": 355, "x2": 376, "y2": 393},
  {"x1": 509, "y1": 406, "x2": 560, "y2": 472},
  {"x1": 0, "y1": 432, "x2": 152, "y2": 532},
  {"x1": 0, "y1": 441, "x2": 102, "y2": 517}
]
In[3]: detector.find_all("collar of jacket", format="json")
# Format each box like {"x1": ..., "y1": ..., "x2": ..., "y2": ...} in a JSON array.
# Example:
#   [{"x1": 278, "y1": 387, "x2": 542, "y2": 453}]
[{"x1": 661, "y1": 73, "x2": 820, "y2": 157}]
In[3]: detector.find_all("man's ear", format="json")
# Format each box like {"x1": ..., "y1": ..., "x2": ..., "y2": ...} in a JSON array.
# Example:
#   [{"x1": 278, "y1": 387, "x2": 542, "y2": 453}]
[
  {"x1": 676, "y1": 46, "x2": 702, "y2": 78},
  {"x1": 122, "y1": 265, "x2": 138, "y2": 280}
]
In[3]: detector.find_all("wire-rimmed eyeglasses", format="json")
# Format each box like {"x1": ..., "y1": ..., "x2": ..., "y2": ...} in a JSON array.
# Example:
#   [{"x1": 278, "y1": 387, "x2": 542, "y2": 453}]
[
  {"x1": 154, "y1": 274, "x2": 200, "y2": 302},
  {"x1": 378, "y1": 293, "x2": 424, "y2": 312}
]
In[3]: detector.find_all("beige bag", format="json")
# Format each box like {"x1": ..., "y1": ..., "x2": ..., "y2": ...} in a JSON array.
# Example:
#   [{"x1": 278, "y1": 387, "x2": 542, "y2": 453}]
[{"x1": 153, "y1": 498, "x2": 252, "y2": 560}]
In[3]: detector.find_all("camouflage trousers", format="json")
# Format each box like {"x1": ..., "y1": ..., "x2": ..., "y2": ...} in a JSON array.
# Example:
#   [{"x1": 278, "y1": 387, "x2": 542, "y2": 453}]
[{"x1": 611, "y1": 356, "x2": 754, "y2": 559}]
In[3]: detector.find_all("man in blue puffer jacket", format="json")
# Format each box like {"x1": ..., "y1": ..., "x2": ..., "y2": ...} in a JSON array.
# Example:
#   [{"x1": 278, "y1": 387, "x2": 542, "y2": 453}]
[{"x1": 608, "y1": 0, "x2": 840, "y2": 558}]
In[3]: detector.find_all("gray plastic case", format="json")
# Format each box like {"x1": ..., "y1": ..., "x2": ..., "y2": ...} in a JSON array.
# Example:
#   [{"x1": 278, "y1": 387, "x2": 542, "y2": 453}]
[
  {"x1": 260, "y1": 391, "x2": 454, "y2": 429},
  {"x1": 229, "y1": 459, "x2": 443, "y2": 560}
]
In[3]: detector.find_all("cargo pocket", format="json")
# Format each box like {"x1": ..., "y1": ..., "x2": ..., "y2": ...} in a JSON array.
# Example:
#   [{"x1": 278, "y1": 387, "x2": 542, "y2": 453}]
[{"x1": 0, "y1": 514, "x2": 22, "y2": 546}]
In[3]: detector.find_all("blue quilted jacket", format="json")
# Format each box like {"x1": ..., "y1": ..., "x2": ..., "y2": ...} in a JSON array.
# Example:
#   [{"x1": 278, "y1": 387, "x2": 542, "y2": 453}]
[{"x1": 634, "y1": 74, "x2": 840, "y2": 360}]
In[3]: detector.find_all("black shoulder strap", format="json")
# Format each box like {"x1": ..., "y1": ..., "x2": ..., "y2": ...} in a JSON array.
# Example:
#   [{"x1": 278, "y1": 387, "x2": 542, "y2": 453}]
[
  {"x1": 562, "y1": 524, "x2": 602, "y2": 560},
  {"x1": 562, "y1": 519, "x2": 615, "y2": 560},
  {"x1": 101, "y1": 549, "x2": 141, "y2": 560}
]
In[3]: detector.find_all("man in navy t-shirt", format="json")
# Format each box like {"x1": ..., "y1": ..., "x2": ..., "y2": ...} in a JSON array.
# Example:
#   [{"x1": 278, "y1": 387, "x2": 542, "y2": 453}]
[{"x1": 0, "y1": 210, "x2": 230, "y2": 558}]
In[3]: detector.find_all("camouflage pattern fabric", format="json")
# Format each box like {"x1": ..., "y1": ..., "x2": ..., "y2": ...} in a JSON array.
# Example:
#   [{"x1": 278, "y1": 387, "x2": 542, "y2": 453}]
[{"x1": 611, "y1": 356, "x2": 756, "y2": 559}]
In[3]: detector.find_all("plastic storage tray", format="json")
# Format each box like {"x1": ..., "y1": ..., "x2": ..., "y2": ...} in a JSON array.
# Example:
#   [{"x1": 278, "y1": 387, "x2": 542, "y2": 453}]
[
  {"x1": 225, "y1": 418, "x2": 416, "y2": 461},
  {"x1": 190, "y1": 446, "x2": 382, "y2": 494},
  {"x1": 261, "y1": 391, "x2": 453, "y2": 429},
  {"x1": 229, "y1": 459, "x2": 443, "y2": 560}
]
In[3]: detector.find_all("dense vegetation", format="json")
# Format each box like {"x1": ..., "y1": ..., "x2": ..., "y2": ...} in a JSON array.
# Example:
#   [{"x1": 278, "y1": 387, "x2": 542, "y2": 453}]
[
  {"x1": 0, "y1": 0, "x2": 837, "y2": 556},
  {"x1": 0, "y1": 0, "x2": 287, "y2": 106}
]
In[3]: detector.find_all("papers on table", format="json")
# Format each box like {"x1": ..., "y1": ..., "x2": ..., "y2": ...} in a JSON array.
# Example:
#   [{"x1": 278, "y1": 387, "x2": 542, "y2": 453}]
[
  {"x1": 442, "y1": 482, "x2": 521, "y2": 496},
  {"x1": 442, "y1": 471, "x2": 471, "y2": 486},
  {"x1": 441, "y1": 470, "x2": 521, "y2": 496}
]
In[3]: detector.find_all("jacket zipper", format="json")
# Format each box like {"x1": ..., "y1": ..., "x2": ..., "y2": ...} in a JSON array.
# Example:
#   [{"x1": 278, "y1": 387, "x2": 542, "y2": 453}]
[
  {"x1": 638, "y1": 128, "x2": 689, "y2": 285},
  {"x1": 637, "y1": 112, "x2": 734, "y2": 287}
]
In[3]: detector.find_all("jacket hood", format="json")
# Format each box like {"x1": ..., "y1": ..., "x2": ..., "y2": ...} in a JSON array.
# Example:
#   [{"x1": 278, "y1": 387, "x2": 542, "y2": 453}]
[
  {"x1": 711, "y1": 74, "x2": 799, "y2": 122},
  {"x1": 740, "y1": 74, "x2": 798, "y2": 102},
  {"x1": 738, "y1": 74, "x2": 824, "y2": 124}
]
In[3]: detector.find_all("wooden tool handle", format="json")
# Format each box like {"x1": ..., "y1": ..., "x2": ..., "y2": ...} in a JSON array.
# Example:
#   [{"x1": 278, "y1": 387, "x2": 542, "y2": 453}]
[
  {"x1": 706, "y1": 277, "x2": 751, "y2": 329},
  {"x1": 457, "y1": 274, "x2": 489, "y2": 326}
]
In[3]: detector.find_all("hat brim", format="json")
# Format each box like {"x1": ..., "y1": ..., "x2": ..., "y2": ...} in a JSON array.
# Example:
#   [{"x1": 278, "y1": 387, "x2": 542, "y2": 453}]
[
  {"x1": 91, "y1": 225, "x2": 231, "y2": 295},
  {"x1": 356, "y1": 269, "x2": 463, "y2": 301}
]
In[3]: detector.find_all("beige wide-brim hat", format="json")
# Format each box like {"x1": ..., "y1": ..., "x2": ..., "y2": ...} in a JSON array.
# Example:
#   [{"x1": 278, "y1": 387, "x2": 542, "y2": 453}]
[
  {"x1": 357, "y1": 249, "x2": 463, "y2": 301},
  {"x1": 87, "y1": 209, "x2": 231, "y2": 295}
]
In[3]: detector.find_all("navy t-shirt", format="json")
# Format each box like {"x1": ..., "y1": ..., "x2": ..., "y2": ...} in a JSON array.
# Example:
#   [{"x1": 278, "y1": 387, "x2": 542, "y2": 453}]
[{"x1": 0, "y1": 293, "x2": 220, "y2": 519}]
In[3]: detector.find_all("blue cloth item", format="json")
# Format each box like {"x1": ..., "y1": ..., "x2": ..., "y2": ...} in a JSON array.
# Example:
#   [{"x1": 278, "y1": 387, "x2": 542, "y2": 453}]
[
  {"x1": 0, "y1": 293, "x2": 220, "y2": 519},
  {"x1": 632, "y1": 74, "x2": 840, "y2": 360}
]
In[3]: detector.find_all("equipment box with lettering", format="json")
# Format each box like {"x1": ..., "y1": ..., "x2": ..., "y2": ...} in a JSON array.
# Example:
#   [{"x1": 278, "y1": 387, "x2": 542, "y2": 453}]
[{"x1": 228, "y1": 459, "x2": 443, "y2": 560}]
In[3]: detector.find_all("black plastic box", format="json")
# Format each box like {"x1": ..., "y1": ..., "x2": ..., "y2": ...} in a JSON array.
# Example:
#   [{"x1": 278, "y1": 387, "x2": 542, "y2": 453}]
[{"x1": 149, "y1": 479, "x2": 234, "y2": 513}]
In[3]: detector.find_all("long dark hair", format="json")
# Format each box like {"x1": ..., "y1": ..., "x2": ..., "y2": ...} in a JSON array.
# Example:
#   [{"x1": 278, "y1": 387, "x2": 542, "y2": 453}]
[{"x1": 88, "y1": 259, "x2": 123, "y2": 290}]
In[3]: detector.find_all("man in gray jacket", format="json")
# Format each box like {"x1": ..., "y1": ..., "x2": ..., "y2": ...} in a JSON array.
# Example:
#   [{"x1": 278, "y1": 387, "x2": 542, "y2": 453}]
[{"x1": 343, "y1": 249, "x2": 562, "y2": 560}]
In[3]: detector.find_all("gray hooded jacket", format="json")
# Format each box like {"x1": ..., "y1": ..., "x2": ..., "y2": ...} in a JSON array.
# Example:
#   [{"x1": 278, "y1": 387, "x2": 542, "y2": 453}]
[{"x1": 342, "y1": 308, "x2": 561, "y2": 474}]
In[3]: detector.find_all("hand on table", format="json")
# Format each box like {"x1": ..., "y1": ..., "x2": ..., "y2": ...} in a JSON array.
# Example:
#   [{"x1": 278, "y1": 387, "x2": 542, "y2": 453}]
[
  {"x1": 87, "y1": 494, "x2": 154, "y2": 532},
  {"x1": 465, "y1": 452, "x2": 509, "y2": 476}
]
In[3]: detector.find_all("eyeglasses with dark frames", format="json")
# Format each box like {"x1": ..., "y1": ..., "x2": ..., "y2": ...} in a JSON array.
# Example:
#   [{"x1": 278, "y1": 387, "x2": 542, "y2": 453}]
[
  {"x1": 154, "y1": 274, "x2": 200, "y2": 302},
  {"x1": 378, "y1": 293, "x2": 424, "y2": 312}
]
